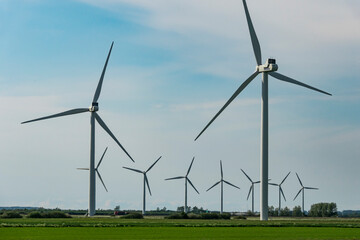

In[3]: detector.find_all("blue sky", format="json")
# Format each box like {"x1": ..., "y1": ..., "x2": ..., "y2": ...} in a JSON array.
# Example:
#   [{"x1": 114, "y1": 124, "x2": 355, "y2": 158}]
[{"x1": 0, "y1": 0, "x2": 359, "y2": 212}]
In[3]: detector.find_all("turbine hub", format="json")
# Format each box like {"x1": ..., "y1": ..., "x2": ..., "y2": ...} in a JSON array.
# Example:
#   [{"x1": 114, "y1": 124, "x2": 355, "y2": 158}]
[
  {"x1": 89, "y1": 102, "x2": 99, "y2": 112},
  {"x1": 256, "y1": 58, "x2": 278, "y2": 73}
]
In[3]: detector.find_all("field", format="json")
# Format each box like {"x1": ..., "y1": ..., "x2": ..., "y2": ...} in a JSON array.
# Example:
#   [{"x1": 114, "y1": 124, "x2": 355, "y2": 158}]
[{"x1": 1, "y1": 217, "x2": 360, "y2": 240}]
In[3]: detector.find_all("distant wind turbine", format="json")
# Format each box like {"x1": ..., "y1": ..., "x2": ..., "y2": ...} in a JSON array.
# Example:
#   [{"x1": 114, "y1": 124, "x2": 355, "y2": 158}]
[
  {"x1": 294, "y1": 173, "x2": 319, "y2": 215},
  {"x1": 241, "y1": 169, "x2": 260, "y2": 214},
  {"x1": 206, "y1": 160, "x2": 240, "y2": 214},
  {"x1": 194, "y1": 0, "x2": 331, "y2": 220},
  {"x1": 269, "y1": 172, "x2": 291, "y2": 215},
  {"x1": 21, "y1": 42, "x2": 134, "y2": 216},
  {"x1": 165, "y1": 157, "x2": 199, "y2": 214},
  {"x1": 123, "y1": 156, "x2": 162, "y2": 215}
]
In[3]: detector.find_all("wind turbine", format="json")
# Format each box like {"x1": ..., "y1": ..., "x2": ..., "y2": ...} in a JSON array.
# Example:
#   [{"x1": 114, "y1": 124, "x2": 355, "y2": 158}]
[
  {"x1": 241, "y1": 169, "x2": 260, "y2": 214},
  {"x1": 194, "y1": 0, "x2": 331, "y2": 220},
  {"x1": 78, "y1": 147, "x2": 109, "y2": 195},
  {"x1": 293, "y1": 173, "x2": 319, "y2": 215},
  {"x1": 123, "y1": 156, "x2": 162, "y2": 215},
  {"x1": 269, "y1": 171, "x2": 291, "y2": 215},
  {"x1": 165, "y1": 157, "x2": 199, "y2": 214},
  {"x1": 21, "y1": 42, "x2": 134, "y2": 216},
  {"x1": 206, "y1": 160, "x2": 240, "y2": 214}
]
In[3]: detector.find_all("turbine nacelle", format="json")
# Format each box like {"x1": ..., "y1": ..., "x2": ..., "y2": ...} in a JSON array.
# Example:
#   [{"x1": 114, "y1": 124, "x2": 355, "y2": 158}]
[
  {"x1": 256, "y1": 58, "x2": 278, "y2": 73},
  {"x1": 89, "y1": 102, "x2": 99, "y2": 112}
]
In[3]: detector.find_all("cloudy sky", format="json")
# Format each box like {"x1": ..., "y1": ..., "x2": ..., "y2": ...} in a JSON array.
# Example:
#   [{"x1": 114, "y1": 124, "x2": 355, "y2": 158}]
[{"x1": 0, "y1": 0, "x2": 359, "y2": 213}]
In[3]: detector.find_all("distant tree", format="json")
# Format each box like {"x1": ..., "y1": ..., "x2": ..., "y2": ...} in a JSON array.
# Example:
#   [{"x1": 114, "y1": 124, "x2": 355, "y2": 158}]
[
  {"x1": 161, "y1": 207, "x2": 167, "y2": 212},
  {"x1": 268, "y1": 206, "x2": 276, "y2": 216},
  {"x1": 309, "y1": 202, "x2": 337, "y2": 217},
  {"x1": 280, "y1": 207, "x2": 291, "y2": 217},
  {"x1": 114, "y1": 205, "x2": 120, "y2": 211},
  {"x1": 177, "y1": 206, "x2": 184, "y2": 212},
  {"x1": 292, "y1": 206, "x2": 303, "y2": 217}
]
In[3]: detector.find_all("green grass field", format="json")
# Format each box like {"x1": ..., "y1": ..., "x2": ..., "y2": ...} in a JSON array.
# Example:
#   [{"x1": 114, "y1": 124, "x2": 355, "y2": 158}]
[{"x1": 1, "y1": 217, "x2": 360, "y2": 240}]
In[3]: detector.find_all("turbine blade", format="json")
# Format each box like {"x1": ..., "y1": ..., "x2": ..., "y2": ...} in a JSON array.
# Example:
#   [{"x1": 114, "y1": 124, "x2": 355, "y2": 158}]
[
  {"x1": 96, "y1": 170, "x2": 108, "y2": 192},
  {"x1": 93, "y1": 42, "x2": 114, "y2": 103},
  {"x1": 96, "y1": 147, "x2": 108, "y2": 169},
  {"x1": 296, "y1": 173, "x2": 303, "y2": 187},
  {"x1": 224, "y1": 180, "x2": 240, "y2": 189},
  {"x1": 187, "y1": 178, "x2": 200, "y2": 194},
  {"x1": 246, "y1": 185, "x2": 253, "y2": 200},
  {"x1": 94, "y1": 113, "x2": 134, "y2": 162},
  {"x1": 293, "y1": 189, "x2": 302, "y2": 201},
  {"x1": 194, "y1": 72, "x2": 259, "y2": 141},
  {"x1": 242, "y1": 0, "x2": 262, "y2": 65},
  {"x1": 145, "y1": 174, "x2": 152, "y2": 196},
  {"x1": 186, "y1": 157, "x2": 195, "y2": 176},
  {"x1": 280, "y1": 186, "x2": 287, "y2": 201},
  {"x1": 77, "y1": 168, "x2": 89, "y2": 170},
  {"x1": 220, "y1": 160, "x2": 223, "y2": 179},
  {"x1": 241, "y1": 169, "x2": 253, "y2": 183},
  {"x1": 269, "y1": 72, "x2": 331, "y2": 96},
  {"x1": 122, "y1": 166, "x2": 142, "y2": 174},
  {"x1": 165, "y1": 176, "x2": 184, "y2": 181},
  {"x1": 268, "y1": 183, "x2": 278, "y2": 186},
  {"x1": 146, "y1": 156, "x2": 162, "y2": 173},
  {"x1": 206, "y1": 181, "x2": 220, "y2": 192},
  {"x1": 21, "y1": 108, "x2": 89, "y2": 124},
  {"x1": 305, "y1": 187, "x2": 319, "y2": 190},
  {"x1": 280, "y1": 171, "x2": 291, "y2": 185},
  {"x1": 254, "y1": 181, "x2": 260, "y2": 184}
]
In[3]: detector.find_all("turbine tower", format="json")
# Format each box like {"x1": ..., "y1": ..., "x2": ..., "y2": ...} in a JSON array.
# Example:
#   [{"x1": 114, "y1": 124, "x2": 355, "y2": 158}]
[
  {"x1": 269, "y1": 172, "x2": 291, "y2": 215},
  {"x1": 241, "y1": 169, "x2": 260, "y2": 214},
  {"x1": 293, "y1": 173, "x2": 319, "y2": 215},
  {"x1": 206, "y1": 160, "x2": 240, "y2": 214},
  {"x1": 194, "y1": 0, "x2": 331, "y2": 220},
  {"x1": 21, "y1": 42, "x2": 134, "y2": 216},
  {"x1": 123, "y1": 156, "x2": 162, "y2": 215},
  {"x1": 165, "y1": 157, "x2": 199, "y2": 214}
]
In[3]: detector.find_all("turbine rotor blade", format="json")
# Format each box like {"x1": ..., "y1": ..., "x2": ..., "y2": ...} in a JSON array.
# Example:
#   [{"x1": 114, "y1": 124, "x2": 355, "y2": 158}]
[
  {"x1": 224, "y1": 180, "x2": 240, "y2": 189},
  {"x1": 96, "y1": 147, "x2": 108, "y2": 169},
  {"x1": 206, "y1": 181, "x2": 221, "y2": 192},
  {"x1": 293, "y1": 189, "x2": 302, "y2": 201},
  {"x1": 280, "y1": 171, "x2": 291, "y2": 185},
  {"x1": 304, "y1": 187, "x2": 319, "y2": 190},
  {"x1": 241, "y1": 169, "x2": 253, "y2": 183},
  {"x1": 77, "y1": 168, "x2": 89, "y2": 170},
  {"x1": 296, "y1": 173, "x2": 303, "y2": 187},
  {"x1": 96, "y1": 170, "x2": 108, "y2": 192},
  {"x1": 94, "y1": 113, "x2": 134, "y2": 162},
  {"x1": 194, "y1": 72, "x2": 259, "y2": 141},
  {"x1": 269, "y1": 72, "x2": 331, "y2": 96},
  {"x1": 220, "y1": 160, "x2": 223, "y2": 179},
  {"x1": 123, "y1": 166, "x2": 142, "y2": 174},
  {"x1": 246, "y1": 185, "x2": 253, "y2": 200},
  {"x1": 187, "y1": 178, "x2": 200, "y2": 194},
  {"x1": 165, "y1": 176, "x2": 184, "y2": 181},
  {"x1": 242, "y1": 0, "x2": 262, "y2": 65},
  {"x1": 186, "y1": 157, "x2": 195, "y2": 176},
  {"x1": 254, "y1": 181, "x2": 260, "y2": 184},
  {"x1": 93, "y1": 42, "x2": 114, "y2": 103},
  {"x1": 145, "y1": 174, "x2": 152, "y2": 196},
  {"x1": 269, "y1": 183, "x2": 278, "y2": 186},
  {"x1": 146, "y1": 156, "x2": 162, "y2": 173},
  {"x1": 280, "y1": 186, "x2": 286, "y2": 201},
  {"x1": 21, "y1": 108, "x2": 89, "y2": 124}
]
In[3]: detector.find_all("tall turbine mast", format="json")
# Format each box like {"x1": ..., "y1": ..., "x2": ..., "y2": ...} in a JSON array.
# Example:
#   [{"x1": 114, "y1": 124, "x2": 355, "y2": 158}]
[
  {"x1": 195, "y1": 0, "x2": 331, "y2": 220},
  {"x1": 206, "y1": 160, "x2": 240, "y2": 214},
  {"x1": 241, "y1": 169, "x2": 260, "y2": 213},
  {"x1": 123, "y1": 156, "x2": 162, "y2": 215},
  {"x1": 269, "y1": 172, "x2": 291, "y2": 215},
  {"x1": 165, "y1": 157, "x2": 199, "y2": 213},
  {"x1": 22, "y1": 42, "x2": 134, "y2": 216},
  {"x1": 293, "y1": 173, "x2": 319, "y2": 215}
]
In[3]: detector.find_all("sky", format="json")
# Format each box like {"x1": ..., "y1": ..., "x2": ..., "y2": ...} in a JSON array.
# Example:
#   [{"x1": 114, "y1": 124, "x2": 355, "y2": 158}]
[{"x1": 0, "y1": 0, "x2": 359, "y2": 213}]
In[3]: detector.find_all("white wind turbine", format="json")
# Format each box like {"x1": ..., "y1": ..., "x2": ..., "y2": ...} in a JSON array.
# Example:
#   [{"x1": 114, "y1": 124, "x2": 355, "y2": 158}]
[
  {"x1": 123, "y1": 156, "x2": 162, "y2": 215},
  {"x1": 293, "y1": 173, "x2": 319, "y2": 215},
  {"x1": 21, "y1": 42, "x2": 134, "y2": 216},
  {"x1": 269, "y1": 171, "x2": 291, "y2": 215},
  {"x1": 241, "y1": 169, "x2": 260, "y2": 214},
  {"x1": 165, "y1": 157, "x2": 199, "y2": 214},
  {"x1": 195, "y1": 0, "x2": 331, "y2": 220},
  {"x1": 206, "y1": 160, "x2": 240, "y2": 214}
]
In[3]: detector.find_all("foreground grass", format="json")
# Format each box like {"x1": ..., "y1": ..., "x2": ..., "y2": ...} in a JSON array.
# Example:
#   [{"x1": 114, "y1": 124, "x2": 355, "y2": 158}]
[{"x1": 1, "y1": 227, "x2": 360, "y2": 240}]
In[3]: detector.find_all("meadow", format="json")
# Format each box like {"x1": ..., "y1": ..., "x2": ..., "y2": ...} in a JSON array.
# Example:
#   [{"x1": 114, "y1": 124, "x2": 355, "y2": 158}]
[{"x1": 1, "y1": 217, "x2": 360, "y2": 240}]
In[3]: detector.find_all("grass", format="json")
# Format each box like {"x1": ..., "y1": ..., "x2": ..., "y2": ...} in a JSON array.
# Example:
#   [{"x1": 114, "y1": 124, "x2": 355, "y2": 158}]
[{"x1": 1, "y1": 217, "x2": 360, "y2": 239}]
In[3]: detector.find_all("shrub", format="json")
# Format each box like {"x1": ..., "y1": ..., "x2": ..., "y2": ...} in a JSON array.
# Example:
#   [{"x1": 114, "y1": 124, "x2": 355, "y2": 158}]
[
  {"x1": 121, "y1": 212, "x2": 143, "y2": 219},
  {"x1": 27, "y1": 211, "x2": 43, "y2": 218},
  {"x1": 219, "y1": 213, "x2": 231, "y2": 220},
  {"x1": 0, "y1": 211, "x2": 22, "y2": 219},
  {"x1": 166, "y1": 212, "x2": 188, "y2": 219},
  {"x1": 233, "y1": 215, "x2": 247, "y2": 220},
  {"x1": 27, "y1": 211, "x2": 71, "y2": 218},
  {"x1": 200, "y1": 213, "x2": 220, "y2": 219},
  {"x1": 187, "y1": 213, "x2": 201, "y2": 219}
]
